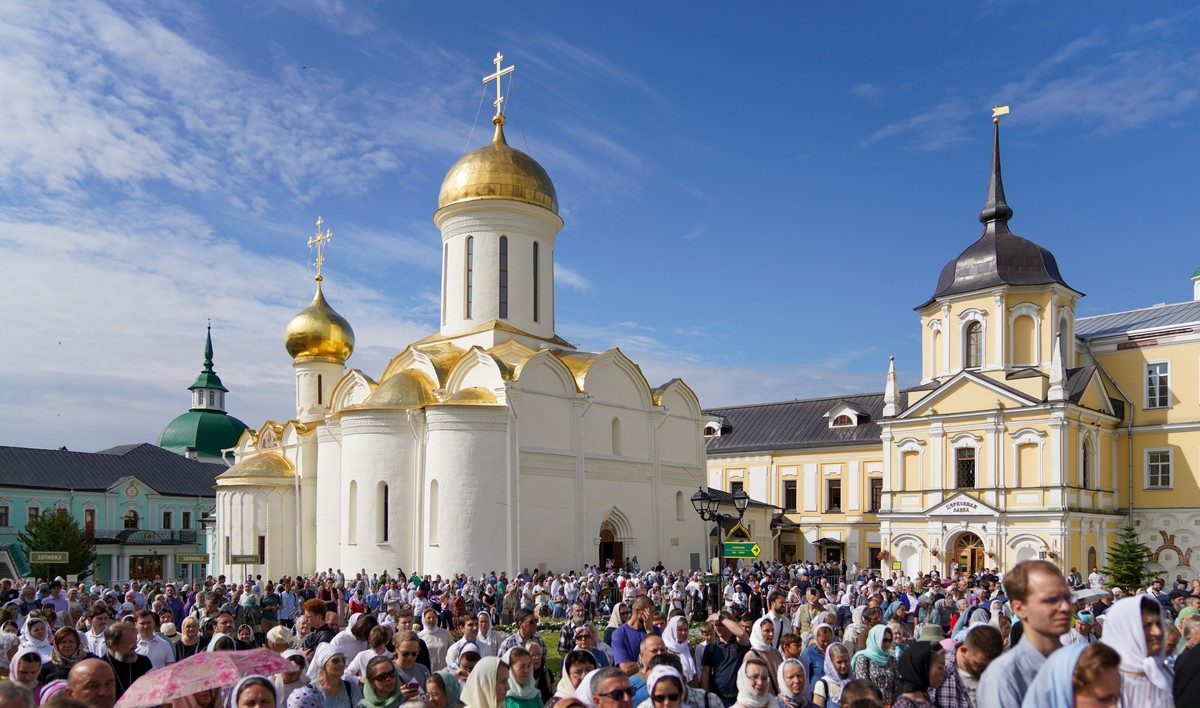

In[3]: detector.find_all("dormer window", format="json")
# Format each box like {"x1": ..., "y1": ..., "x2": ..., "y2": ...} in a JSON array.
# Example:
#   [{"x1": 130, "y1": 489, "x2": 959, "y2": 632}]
[
  {"x1": 825, "y1": 402, "x2": 869, "y2": 429},
  {"x1": 831, "y1": 415, "x2": 854, "y2": 427},
  {"x1": 704, "y1": 423, "x2": 720, "y2": 437}
]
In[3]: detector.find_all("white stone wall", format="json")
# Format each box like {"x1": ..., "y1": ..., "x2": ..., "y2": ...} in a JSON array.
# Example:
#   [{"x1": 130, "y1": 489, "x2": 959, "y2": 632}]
[
  {"x1": 215, "y1": 485, "x2": 295, "y2": 580},
  {"x1": 422, "y1": 406, "x2": 511, "y2": 576}
]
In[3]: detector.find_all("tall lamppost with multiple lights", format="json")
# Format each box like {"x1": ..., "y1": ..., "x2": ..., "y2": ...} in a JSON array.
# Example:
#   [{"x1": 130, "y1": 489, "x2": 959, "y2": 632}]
[{"x1": 691, "y1": 487, "x2": 749, "y2": 612}]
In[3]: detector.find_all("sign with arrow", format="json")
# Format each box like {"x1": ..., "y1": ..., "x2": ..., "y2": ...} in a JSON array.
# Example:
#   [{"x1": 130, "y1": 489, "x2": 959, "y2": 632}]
[{"x1": 724, "y1": 541, "x2": 762, "y2": 559}]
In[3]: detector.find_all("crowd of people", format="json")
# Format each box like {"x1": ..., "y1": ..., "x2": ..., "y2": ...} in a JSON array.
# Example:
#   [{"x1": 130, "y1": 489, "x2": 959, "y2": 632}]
[{"x1": 0, "y1": 558, "x2": 1194, "y2": 707}]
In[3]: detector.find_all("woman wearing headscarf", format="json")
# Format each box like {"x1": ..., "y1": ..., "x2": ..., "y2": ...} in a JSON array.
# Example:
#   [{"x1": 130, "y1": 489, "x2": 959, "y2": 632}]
[
  {"x1": 527, "y1": 640, "x2": 554, "y2": 702},
  {"x1": 637, "y1": 665, "x2": 687, "y2": 708},
  {"x1": 811, "y1": 642, "x2": 851, "y2": 708},
  {"x1": 230, "y1": 675, "x2": 278, "y2": 708},
  {"x1": 273, "y1": 650, "x2": 309, "y2": 708},
  {"x1": 889, "y1": 641, "x2": 944, "y2": 708},
  {"x1": 357, "y1": 655, "x2": 403, "y2": 708},
  {"x1": 10, "y1": 650, "x2": 43, "y2": 703},
  {"x1": 733, "y1": 656, "x2": 779, "y2": 708},
  {"x1": 18, "y1": 616, "x2": 53, "y2": 662},
  {"x1": 503, "y1": 646, "x2": 541, "y2": 708},
  {"x1": 850, "y1": 624, "x2": 898, "y2": 705},
  {"x1": 604, "y1": 603, "x2": 629, "y2": 646},
  {"x1": 420, "y1": 607, "x2": 453, "y2": 673},
  {"x1": 1099, "y1": 596, "x2": 1173, "y2": 705},
  {"x1": 287, "y1": 643, "x2": 362, "y2": 708},
  {"x1": 748, "y1": 618, "x2": 784, "y2": 680},
  {"x1": 39, "y1": 627, "x2": 93, "y2": 683},
  {"x1": 461, "y1": 655, "x2": 509, "y2": 708},
  {"x1": 662, "y1": 615, "x2": 698, "y2": 684},
  {"x1": 208, "y1": 633, "x2": 237, "y2": 652},
  {"x1": 572, "y1": 667, "x2": 601, "y2": 706},
  {"x1": 0, "y1": 633, "x2": 19, "y2": 679},
  {"x1": 775, "y1": 659, "x2": 810, "y2": 708},
  {"x1": 1021, "y1": 642, "x2": 1122, "y2": 708},
  {"x1": 427, "y1": 671, "x2": 463, "y2": 708},
  {"x1": 555, "y1": 650, "x2": 597, "y2": 702}
]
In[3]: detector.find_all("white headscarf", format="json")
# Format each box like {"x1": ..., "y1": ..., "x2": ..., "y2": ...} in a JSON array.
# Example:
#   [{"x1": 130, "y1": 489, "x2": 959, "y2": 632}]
[
  {"x1": 645, "y1": 666, "x2": 685, "y2": 704},
  {"x1": 306, "y1": 643, "x2": 343, "y2": 682},
  {"x1": 776, "y1": 658, "x2": 806, "y2": 701},
  {"x1": 662, "y1": 616, "x2": 697, "y2": 682},
  {"x1": 1100, "y1": 596, "x2": 1172, "y2": 692},
  {"x1": 735, "y1": 660, "x2": 780, "y2": 708},
  {"x1": 573, "y1": 668, "x2": 601, "y2": 707},
  {"x1": 460, "y1": 655, "x2": 505, "y2": 708},
  {"x1": 18, "y1": 617, "x2": 52, "y2": 661},
  {"x1": 749, "y1": 617, "x2": 774, "y2": 653}
]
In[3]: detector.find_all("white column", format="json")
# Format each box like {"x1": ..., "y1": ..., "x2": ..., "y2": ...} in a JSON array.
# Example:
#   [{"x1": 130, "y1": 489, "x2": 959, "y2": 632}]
[
  {"x1": 848, "y1": 462, "x2": 861, "y2": 511},
  {"x1": 163, "y1": 554, "x2": 175, "y2": 581},
  {"x1": 941, "y1": 304, "x2": 952, "y2": 375}
]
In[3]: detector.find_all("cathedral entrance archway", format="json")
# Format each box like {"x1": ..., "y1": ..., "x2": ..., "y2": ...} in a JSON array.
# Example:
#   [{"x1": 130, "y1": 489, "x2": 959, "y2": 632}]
[
  {"x1": 950, "y1": 532, "x2": 986, "y2": 575},
  {"x1": 599, "y1": 525, "x2": 623, "y2": 572}
]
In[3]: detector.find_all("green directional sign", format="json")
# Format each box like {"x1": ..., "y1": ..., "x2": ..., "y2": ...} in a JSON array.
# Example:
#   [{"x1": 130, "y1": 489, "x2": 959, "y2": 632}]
[
  {"x1": 30, "y1": 551, "x2": 69, "y2": 564},
  {"x1": 723, "y1": 542, "x2": 762, "y2": 559},
  {"x1": 231, "y1": 554, "x2": 259, "y2": 564},
  {"x1": 176, "y1": 554, "x2": 209, "y2": 564}
]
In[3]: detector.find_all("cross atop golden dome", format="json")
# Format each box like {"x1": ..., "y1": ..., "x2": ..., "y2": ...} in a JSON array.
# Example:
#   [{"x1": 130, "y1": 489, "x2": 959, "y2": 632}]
[{"x1": 284, "y1": 216, "x2": 355, "y2": 364}]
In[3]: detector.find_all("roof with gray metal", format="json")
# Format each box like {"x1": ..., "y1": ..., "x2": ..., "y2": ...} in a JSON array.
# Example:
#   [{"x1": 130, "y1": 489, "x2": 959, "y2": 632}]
[
  {"x1": 0, "y1": 443, "x2": 224, "y2": 497},
  {"x1": 1075, "y1": 300, "x2": 1200, "y2": 340},
  {"x1": 705, "y1": 393, "x2": 885, "y2": 455}
]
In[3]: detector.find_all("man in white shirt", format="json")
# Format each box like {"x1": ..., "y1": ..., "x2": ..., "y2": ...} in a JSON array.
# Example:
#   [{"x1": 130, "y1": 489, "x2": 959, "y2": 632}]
[
  {"x1": 84, "y1": 608, "x2": 109, "y2": 658},
  {"x1": 134, "y1": 610, "x2": 175, "y2": 670}
]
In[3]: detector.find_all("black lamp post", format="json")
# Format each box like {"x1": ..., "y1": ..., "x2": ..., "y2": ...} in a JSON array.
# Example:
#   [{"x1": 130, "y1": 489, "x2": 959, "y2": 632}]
[{"x1": 691, "y1": 487, "x2": 750, "y2": 613}]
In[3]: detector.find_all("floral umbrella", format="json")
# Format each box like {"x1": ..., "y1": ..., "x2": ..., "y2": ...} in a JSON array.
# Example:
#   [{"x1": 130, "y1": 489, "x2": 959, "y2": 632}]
[{"x1": 115, "y1": 648, "x2": 294, "y2": 708}]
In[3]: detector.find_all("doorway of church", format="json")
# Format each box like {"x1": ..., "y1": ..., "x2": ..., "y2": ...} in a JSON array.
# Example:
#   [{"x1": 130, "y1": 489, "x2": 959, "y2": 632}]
[
  {"x1": 130, "y1": 554, "x2": 163, "y2": 581},
  {"x1": 951, "y1": 533, "x2": 986, "y2": 576},
  {"x1": 598, "y1": 528, "x2": 623, "y2": 571}
]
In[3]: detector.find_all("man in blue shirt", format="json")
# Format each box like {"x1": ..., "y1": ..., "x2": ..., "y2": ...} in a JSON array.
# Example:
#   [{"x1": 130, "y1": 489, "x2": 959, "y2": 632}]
[{"x1": 611, "y1": 596, "x2": 659, "y2": 673}]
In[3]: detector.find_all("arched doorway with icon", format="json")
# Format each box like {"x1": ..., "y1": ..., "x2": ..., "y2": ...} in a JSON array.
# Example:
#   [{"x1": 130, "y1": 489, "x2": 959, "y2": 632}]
[{"x1": 949, "y1": 531, "x2": 986, "y2": 575}]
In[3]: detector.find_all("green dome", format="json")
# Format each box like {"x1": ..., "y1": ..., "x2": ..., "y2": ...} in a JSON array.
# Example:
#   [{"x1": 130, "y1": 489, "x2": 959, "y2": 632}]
[{"x1": 158, "y1": 409, "x2": 249, "y2": 459}]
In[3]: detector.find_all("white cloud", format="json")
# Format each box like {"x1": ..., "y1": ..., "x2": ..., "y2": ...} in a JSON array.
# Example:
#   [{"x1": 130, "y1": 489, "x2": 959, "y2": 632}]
[
  {"x1": 555, "y1": 265, "x2": 594, "y2": 294},
  {"x1": 682, "y1": 225, "x2": 708, "y2": 241},
  {"x1": 859, "y1": 100, "x2": 971, "y2": 151},
  {"x1": 849, "y1": 82, "x2": 885, "y2": 103}
]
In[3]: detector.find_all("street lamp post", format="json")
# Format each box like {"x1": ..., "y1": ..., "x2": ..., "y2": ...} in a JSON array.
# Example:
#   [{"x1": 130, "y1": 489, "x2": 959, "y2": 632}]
[{"x1": 691, "y1": 487, "x2": 750, "y2": 614}]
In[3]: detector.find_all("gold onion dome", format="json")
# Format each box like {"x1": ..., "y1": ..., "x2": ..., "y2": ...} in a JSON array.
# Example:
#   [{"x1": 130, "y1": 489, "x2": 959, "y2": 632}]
[
  {"x1": 284, "y1": 280, "x2": 355, "y2": 363},
  {"x1": 438, "y1": 118, "x2": 558, "y2": 214}
]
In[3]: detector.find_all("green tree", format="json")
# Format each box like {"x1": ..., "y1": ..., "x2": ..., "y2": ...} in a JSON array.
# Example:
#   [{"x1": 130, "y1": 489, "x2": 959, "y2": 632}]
[
  {"x1": 18, "y1": 509, "x2": 97, "y2": 580},
  {"x1": 1103, "y1": 521, "x2": 1151, "y2": 591}
]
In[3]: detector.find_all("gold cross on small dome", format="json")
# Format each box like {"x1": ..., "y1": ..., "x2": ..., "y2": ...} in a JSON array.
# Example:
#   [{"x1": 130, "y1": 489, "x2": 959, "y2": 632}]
[
  {"x1": 483, "y1": 52, "x2": 516, "y2": 122},
  {"x1": 308, "y1": 215, "x2": 332, "y2": 281}
]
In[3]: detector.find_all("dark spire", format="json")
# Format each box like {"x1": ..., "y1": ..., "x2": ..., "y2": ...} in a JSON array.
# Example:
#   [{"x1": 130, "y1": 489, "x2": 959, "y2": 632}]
[
  {"x1": 203, "y1": 322, "x2": 214, "y2": 369},
  {"x1": 190, "y1": 322, "x2": 228, "y2": 393},
  {"x1": 978, "y1": 118, "x2": 1014, "y2": 224}
]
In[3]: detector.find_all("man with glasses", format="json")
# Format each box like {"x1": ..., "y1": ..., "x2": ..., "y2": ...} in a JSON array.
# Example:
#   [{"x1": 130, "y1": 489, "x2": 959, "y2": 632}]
[
  {"x1": 977, "y1": 560, "x2": 1072, "y2": 708},
  {"x1": 499, "y1": 609, "x2": 547, "y2": 657},
  {"x1": 558, "y1": 602, "x2": 588, "y2": 655},
  {"x1": 590, "y1": 666, "x2": 636, "y2": 708}
]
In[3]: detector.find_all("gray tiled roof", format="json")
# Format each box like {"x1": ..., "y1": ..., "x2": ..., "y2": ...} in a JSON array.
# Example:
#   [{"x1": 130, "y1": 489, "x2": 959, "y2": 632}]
[
  {"x1": 1075, "y1": 300, "x2": 1200, "y2": 340},
  {"x1": 0, "y1": 444, "x2": 224, "y2": 497},
  {"x1": 705, "y1": 393, "x2": 884, "y2": 455}
]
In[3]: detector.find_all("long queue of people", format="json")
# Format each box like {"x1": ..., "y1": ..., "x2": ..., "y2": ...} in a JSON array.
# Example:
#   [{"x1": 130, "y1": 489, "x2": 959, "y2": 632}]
[{"x1": 0, "y1": 558, "x2": 1196, "y2": 708}]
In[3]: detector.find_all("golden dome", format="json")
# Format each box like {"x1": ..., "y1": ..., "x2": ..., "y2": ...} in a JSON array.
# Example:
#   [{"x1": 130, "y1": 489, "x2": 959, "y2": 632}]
[
  {"x1": 437, "y1": 121, "x2": 558, "y2": 214},
  {"x1": 216, "y1": 451, "x2": 295, "y2": 485},
  {"x1": 440, "y1": 387, "x2": 499, "y2": 405},
  {"x1": 284, "y1": 280, "x2": 355, "y2": 364},
  {"x1": 361, "y1": 370, "x2": 437, "y2": 409}
]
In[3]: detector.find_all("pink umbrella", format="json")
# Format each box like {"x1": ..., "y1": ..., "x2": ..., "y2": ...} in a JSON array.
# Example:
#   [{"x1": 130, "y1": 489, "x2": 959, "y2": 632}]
[{"x1": 115, "y1": 648, "x2": 295, "y2": 708}]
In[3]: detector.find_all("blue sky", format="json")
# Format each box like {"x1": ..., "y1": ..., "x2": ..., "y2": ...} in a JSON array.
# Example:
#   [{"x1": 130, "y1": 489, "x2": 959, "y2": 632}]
[{"x1": 2, "y1": 1, "x2": 1198, "y2": 451}]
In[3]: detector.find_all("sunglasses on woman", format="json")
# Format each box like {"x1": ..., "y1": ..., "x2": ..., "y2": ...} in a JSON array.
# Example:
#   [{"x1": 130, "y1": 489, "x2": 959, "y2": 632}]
[
  {"x1": 651, "y1": 693, "x2": 682, "y2": 704},
  {"x1": 371, "y1": 671, "x2": 397, "y2": 682}
]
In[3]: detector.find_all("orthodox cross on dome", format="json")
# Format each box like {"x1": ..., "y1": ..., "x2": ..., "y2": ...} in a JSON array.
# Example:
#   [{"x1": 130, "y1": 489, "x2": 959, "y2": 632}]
[
  {"x1": 308, "y1": 215, "x2": 332, "y2": 281},
  {"x1": 483, "y1": 52, "x2": 515, "y2": 123}
]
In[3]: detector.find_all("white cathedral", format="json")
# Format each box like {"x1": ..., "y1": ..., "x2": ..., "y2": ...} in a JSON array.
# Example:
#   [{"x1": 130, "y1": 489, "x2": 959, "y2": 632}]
[{"x1": 214, "y1": 58, "x2": 708, "y2": 579}]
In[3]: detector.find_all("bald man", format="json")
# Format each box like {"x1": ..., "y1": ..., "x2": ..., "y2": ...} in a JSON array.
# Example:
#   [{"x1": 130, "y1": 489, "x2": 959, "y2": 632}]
[{"x1": 66, "y1": 658, "x2": 117, "y2": 708}]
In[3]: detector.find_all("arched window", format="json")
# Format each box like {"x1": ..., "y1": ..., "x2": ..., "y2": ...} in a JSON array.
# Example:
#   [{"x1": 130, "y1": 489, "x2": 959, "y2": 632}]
[
  {"x1": 428, "y1": 480, "x2": 439, "y2": 545},
  {"x1": 441, "y1": 244, "x2": 448, "y2": 326},
  {"x1": 348, "y1": 480, "x2": 357, "y2": 544},
  {"x1": 965, "y1": 321, "x2": 983, "y2": 369},
  {"x1": 532, "y1": 242, "x2": 540, "y2": 323},
  {"x1": 464, "y1": 236, "x2": 474, "y2": 319},
  {"x1": 832, "y1": 415, "x2": 854, "y2": 427},
  {"x1": 931, "y1": 329, "x2": 942, "y2": 376},
  {"x1": 123, "y1": 510, "x2": 139, "y2": 530},
  {"x1": 377, "y1": 482, "x2": 388, "y2": 543},
  {"x1": 1012, "y1": 315, "x2": 1036, "y2": 365},
  {"x1": 675, "y1": 491, "x2": 684, "y2": 521},
  {"x1": 317, "y1": 374, "x2": 323, "y2": 405},
  {"x1": 1058, "y1": 314, "x2": 1071, "y2": 365},
  {"x1": 1081, "y1": 439, "x2": 1091, "y2": 489},
  {"x1": 498, "y1": 236, "x2": 508, "y2": 319},
  {"x1": 611, "y1": 417, "x2": 622, "y2": 456}
]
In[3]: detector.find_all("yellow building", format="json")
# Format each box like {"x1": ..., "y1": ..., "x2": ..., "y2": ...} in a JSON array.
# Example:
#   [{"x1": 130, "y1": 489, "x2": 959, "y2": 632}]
[{"x1": 708, "y1": 119, "x2": 1200, "y2": 579}]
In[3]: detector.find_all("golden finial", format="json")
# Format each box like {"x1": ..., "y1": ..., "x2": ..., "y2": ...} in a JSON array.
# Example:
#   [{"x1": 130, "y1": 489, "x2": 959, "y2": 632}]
[
  {"x1": 992, "y1": 105, "x2": 1010, "y2": 125},
  {"x1": 308, "y1": 215, "x2": 332, "y2": 281},
  {"x1": 483, "y1": 52, "x2": 516, "y2": 126}
]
